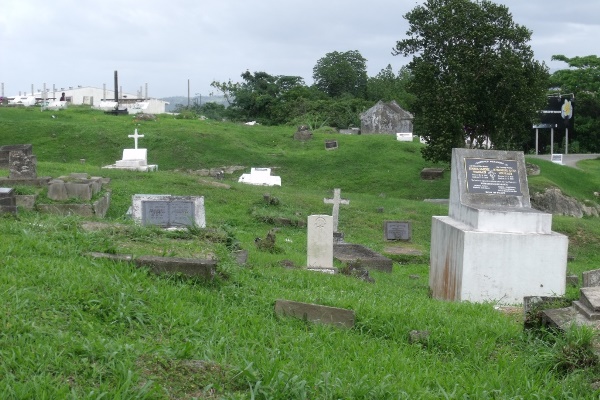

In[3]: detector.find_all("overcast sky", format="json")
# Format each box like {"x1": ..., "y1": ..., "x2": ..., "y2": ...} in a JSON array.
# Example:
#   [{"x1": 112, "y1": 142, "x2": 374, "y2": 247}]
[{"x1": 2, "y1": 0, "x2": 599, "y2": 99}]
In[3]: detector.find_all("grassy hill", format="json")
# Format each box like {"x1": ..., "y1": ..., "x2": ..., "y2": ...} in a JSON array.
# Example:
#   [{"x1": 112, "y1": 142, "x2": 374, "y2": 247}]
[{"x1": 1, "y1": 106, "x2": 600, "y2": 398}]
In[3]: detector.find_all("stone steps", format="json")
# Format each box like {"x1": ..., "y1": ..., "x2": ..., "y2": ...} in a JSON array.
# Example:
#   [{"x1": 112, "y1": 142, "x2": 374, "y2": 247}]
[{"x1": 543, "y1": 286, "x2": 600, "y2": 330}]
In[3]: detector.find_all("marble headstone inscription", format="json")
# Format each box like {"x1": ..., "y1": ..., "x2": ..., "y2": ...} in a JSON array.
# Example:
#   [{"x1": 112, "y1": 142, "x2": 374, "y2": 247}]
[
  {"x1": 132, "y1": 195, "x2": 205, "y2": 228},
  {"x1": 384, "y1": 221, "x2": 411, "y2": 241}
]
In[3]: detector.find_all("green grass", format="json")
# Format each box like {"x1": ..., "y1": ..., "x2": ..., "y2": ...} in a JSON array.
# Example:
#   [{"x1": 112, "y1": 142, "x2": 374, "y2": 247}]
[{"x1": 1, "y1": 106, "x2": 600, "y2": 398}]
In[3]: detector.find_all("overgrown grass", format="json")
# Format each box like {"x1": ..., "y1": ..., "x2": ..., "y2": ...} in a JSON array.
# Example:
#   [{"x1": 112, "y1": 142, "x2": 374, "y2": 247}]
[{"x1": 1, "y1": 106, "x2": 600, "y2": 398}]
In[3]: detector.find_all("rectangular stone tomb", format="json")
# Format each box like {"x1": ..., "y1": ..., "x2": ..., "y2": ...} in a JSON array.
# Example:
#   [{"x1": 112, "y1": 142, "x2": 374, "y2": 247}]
[
  {"x1": 0, "y1": 144, "x2": 32, "y2": 168},
  {"x1": 132, "y1": 194, "x2": 205, "y2": 228},
  {"x1": 384, "y1": 220, "x2": 411, "y2": 241},
  {"x1": 274, "y1": 299, "x2": 355, "y2": 328},
  {"x1": 429, "y1": 149, "x2": 568, "y2": 305},
  {"x1": 333, "y1": 243, "x2": 393, "y2": 273}
]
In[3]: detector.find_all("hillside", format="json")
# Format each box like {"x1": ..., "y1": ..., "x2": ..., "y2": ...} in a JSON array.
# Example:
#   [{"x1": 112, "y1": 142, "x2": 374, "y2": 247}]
[{"x1": 1, "y1": 106, "x2": 600, "y2": 398}]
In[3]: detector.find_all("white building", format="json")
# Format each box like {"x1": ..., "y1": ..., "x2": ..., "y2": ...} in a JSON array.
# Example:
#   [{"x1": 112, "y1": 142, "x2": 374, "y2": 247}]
[{"x1": 7, "y1": 86, "x2": 168, "y2": 114}]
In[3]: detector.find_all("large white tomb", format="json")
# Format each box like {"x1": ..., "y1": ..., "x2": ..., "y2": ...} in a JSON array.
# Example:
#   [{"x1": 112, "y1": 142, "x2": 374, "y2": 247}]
[
  {"x1": 429, "y1": 149, "x2": 568, "y2": 305},
  {"x1": 238, "y1": 168, "x2": 281, "y2": 186},
  {"x1": 103, "y1": 129, "x2": 157, "y2": 172}
]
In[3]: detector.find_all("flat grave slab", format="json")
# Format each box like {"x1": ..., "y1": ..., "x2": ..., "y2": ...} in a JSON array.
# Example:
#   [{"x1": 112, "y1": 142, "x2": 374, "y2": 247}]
[
  {"x1": 131, "y1": 194, "x2": 205, "y2": 228},
  {"x1": 333, "y1": 243, "x2": 393, "y2": 273},
  {"x1": 274, "y1": 299, "x2": 355, "y2": 328}
]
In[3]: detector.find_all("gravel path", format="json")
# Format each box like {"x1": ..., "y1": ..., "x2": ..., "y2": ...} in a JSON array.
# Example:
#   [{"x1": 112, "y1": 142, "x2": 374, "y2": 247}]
[{"x1": 528, "y1": 154, "x2": 600, "y2": 169}]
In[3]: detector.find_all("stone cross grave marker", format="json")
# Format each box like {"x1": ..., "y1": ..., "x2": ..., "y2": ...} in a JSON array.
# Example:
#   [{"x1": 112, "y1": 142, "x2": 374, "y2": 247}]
[
  {"x1": 324, "y1": 188, "x2": 349, "y2": 233},
  {"x1": 128, "y1": 129, "x2": 144, "y2": 149}
]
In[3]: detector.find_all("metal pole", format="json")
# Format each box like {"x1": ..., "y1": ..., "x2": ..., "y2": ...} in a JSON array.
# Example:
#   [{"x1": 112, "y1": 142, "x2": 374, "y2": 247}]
[
  {"x1": 550, "y1": 127, "x2": 554, "y2": 156},
  {"x1": 114, "y1": 71, "x2": 118, "y2": 103},
  {"x1": 565, "y1": 128, "x2": 569, "y2": 155},
  {"x1": 145, "y1": 83, "x2": 148, "y2": 99},
  {"x1": 187, "y1": 79, "x2": 190, "y2": 107},
  {"x1": 535, "y1": 129, "x2": 539, "y2": 155}
]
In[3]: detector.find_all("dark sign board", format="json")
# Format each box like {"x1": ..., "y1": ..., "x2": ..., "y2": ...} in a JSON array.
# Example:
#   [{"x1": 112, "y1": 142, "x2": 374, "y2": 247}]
[
  {"x1": 464, "y1": 158, "x2": 522, "y2": 195},
  {"x1": 538, "y1": 96, "x2": 574, "y2": 130}
]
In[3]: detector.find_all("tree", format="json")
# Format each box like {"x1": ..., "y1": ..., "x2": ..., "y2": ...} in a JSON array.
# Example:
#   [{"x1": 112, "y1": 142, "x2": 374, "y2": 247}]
[
  {"x1": 549, "y1": 55, "x2": 600, "y2": 153},
  {"x1": 313, "y1": 50, "x2": 368, "y2": 98},
  {"x1": 366, "y1": 65, "x2": 415, "y2": 109},
  {"x1": 393, "y1": 0, "x2": 549, "y2": 163}
]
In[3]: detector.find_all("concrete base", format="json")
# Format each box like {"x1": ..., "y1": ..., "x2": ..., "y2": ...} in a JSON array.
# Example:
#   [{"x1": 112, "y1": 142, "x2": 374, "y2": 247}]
[
  {"x1": 102, "y1": 164, "x2": 158, "y2": 172},
  {"x1": 430, "y1": 216, "x2": 568, "y2": 305}
]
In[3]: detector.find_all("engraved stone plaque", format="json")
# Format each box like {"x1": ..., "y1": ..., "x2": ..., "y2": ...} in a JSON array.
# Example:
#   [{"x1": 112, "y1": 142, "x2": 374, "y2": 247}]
[
  {"x1": 464, "y1": 158, "x2": 522, "y2": 195},
  {"x1": 384, "y1": 221, "x2": 411, "y2": 241}
]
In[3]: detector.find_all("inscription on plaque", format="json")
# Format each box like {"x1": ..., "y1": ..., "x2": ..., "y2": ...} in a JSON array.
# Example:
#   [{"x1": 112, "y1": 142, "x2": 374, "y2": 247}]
[
  {"x1": 464, "y1": 158, "x2": 521, "y2": 195},
  {"x1": 384, "y1": 221, "x2": 411, "y2": 241},
  {"x1": 142, "y1": 200, "x2": 195, "y2": 227}
]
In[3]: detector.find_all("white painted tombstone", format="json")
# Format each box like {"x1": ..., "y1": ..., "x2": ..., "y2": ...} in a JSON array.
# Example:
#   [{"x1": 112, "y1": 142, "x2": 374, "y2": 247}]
[
  {"x1": 429, "y1": 149, "x2": 568, "y2": 305},
  {"x1": 238, "y1": 168, "x2": 281, "y2": 186},
  {"x1": 307, "y1": 215, "x2": 334, "y2": 273},
  {"x1": 324, "y1": 188, "x2": 349, "y2": 233},
  {"x1": 103, "y1": 129, "x2": 158, "y2": 171},
  {"x1": 131, "y1": 194, "x2": 205, "y2": 228},
  {"x1": 551, "y1": 154, "x2": 563, "y2": 165},
  {"x1": 396, "y1": 132, "x2": 413, "y2": 142}
]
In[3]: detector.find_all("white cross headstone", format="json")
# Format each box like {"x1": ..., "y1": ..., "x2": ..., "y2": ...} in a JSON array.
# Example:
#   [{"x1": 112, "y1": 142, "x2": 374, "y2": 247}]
[
  {"x1": 128, "y1": 129, "x2": 144, "y2": 149},
  {"x1": 324, "y1": 188, "x2": 349, "y2": 233}
]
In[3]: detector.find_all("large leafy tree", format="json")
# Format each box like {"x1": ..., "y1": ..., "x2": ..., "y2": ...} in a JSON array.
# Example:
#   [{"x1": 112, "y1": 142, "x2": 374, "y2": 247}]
[
  {"x1": 313, "y1": 50, "x2": 368, "y2": 98},
  {"x1": 393, "y1": 0, "x2": 549, "y2": 163},
  {"x1": 549, "y1": 55, "x2": 600, "y2": 152},
  {"x1": 366, "y1": 65, "x2": 415, "y2": 109}
]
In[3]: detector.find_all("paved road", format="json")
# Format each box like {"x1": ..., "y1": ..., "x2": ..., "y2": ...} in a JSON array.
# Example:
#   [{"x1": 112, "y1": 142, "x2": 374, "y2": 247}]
[{"x1": 527, "y1": 154, "x2": 600, "y2": 168}]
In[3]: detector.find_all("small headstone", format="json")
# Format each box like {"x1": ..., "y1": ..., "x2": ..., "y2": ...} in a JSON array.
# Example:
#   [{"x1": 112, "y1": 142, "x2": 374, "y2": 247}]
[
  {"x1": 132, "y1": 194, "x2": 205, "y2": 228},
  {"x1": 420, "y1": 168, "x2": 444, "y2": 180},
  {"x1": 9, "y1": 150, "x2": 37, "y2": 179},
  {"x1": 324, "y1": 139, "x2": 338, "y2": 150},
  {"x1": 583, "y1": 269, "x2": 600, "y2": 288},
  {"x1": 408, "y1": 330, "x2": 430, "y2": 344},
  {"x1": 384, "y1": 220, "x2": 411, "y2": 241},
  {"x1": 376, "y1": 207, "x2": 384, "y2": 213},
  {"x1": 274, "y1": 299, "x2": 355, "y2": 328},
  {"x1": 0, "y1": 144, "x2": 32, "y2": 168},
  {"x1": 102, "y1": 129, "x2": 158, "y2": 171},
  {"x1": 324, "y1": 188, "x2": 349, "y2": 233},
  {"x1": 0, "y1": 187, "x2": 17, "y2": 214},
  {"x1": 307, "y1": 215, "x2": 333, "y2": 271},
  {"x1": 293, "y1": 125, "x2": 313, "y2": 141}
]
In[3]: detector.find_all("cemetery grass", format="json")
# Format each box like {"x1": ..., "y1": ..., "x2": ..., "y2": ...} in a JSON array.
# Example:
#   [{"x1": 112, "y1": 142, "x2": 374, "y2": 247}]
[{"x1": 1, "y1": 107, "x2": 600, "y2": 398}]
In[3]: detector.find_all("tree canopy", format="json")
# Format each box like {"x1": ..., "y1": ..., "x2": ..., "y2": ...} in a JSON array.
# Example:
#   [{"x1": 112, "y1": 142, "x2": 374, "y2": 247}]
[
  {"x1": 394, "y1": 0, "x2": 549, "y2": 163},
  {"x1": 312, "y1": 50, "x2": 368, "y2": 98},
  {"x1": 549, "y1": 55, "x2": 600, "y2": 153}
]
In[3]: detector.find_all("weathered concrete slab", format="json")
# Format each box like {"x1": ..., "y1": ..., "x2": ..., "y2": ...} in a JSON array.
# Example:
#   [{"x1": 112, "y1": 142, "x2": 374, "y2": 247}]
[
  {"x1": 84, "y1": 252, "x2": 134, "y2": 262},
  {"x1": 583, "y1": 269, "x2": 600, "y2": 288},
  {"x1": 274, "y1": 299, "x2": 355, "y2": 328},
  {"x1": 134, "y1": 255, "x2": 216, "y2": 279},
  {"x1": 333, "y1": 243, "x2": 392, "y2": 273},
  {"x1": 0, "y1": 177, "x2": 51, "y2": 186},
  {"x1": 580, "y1": 287, "x2": 600, "y2": 312},
  {"x1": 37, "y1": 192, "x2": 110, "y2": 218},
  {"x1": 420, "y1": 168, "x2": 444, "y2": 180}
]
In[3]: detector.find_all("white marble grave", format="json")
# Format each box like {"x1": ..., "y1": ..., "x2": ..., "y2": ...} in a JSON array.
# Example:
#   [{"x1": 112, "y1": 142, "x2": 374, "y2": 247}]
[
  {"x1": 103, "y1": 129, "x2": 158, "y2": 172},
  {"x1": 429, "y1": 149, "x2": 568, "y2": 305},
  {"x1": 238, "y1": 168, "x2": 281, "y2": 186},
  {"x1": 306, "y1": 215, "x2": 334, "y2": 273},
  {"x1": 396, "y1": 132, "x2": 413, "y2": 142}
]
